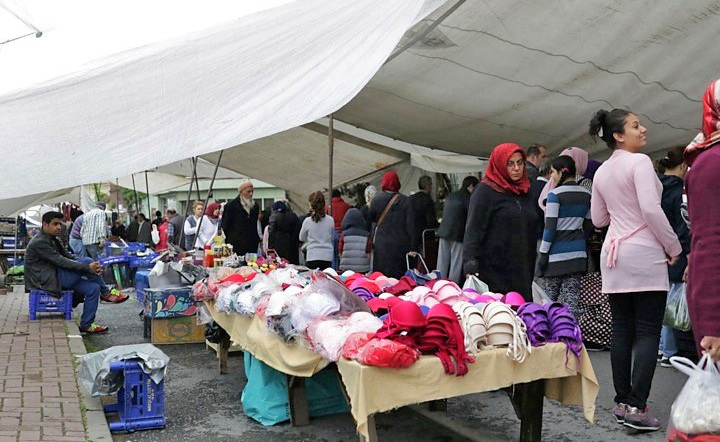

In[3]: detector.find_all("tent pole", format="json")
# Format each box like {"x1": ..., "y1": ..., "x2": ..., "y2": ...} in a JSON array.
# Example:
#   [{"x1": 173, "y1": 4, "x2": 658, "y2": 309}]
[
  {"x1": 178, "y1": 157, "x2": 198, "y2": 249},
  {"x1": 131, "y1": 174, "x2": 140, "y2": 215},
  {"x1": 193, "y1": 151, "x2": 224, "y2": 250},
  {"x1": 115, "y1": 179, "x2": 120, "y2": 219},
  {"x1": 144, "y1": 171, "x2": 151, "y2": 217},
  {"x1": 328, "y1": 113, "x2": 334, "y2": 215},
  {"x1": 192, "y1": 157, "x2": 202, "y2": 201}
]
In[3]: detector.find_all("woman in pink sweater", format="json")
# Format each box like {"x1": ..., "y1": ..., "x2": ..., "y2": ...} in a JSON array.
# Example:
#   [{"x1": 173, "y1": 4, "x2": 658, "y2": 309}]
[{"x1": 589, "y1": 109, "x2": 681, "y2": 432}]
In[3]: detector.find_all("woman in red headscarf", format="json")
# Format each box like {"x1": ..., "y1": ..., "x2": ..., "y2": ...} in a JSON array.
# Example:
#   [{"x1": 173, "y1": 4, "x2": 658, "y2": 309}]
[
  {"x1": 684, "y1": 79, "x2": 720, "y2": 362},
  {"x1": 367, "y1": 170, "x2": 415, "y2": 278},
  {"x1": 463, "y1": 143, "x2": 539, "y2": 299},
  {"x1": 194, "y1": 202, "x2": 221, "y2": 248}
]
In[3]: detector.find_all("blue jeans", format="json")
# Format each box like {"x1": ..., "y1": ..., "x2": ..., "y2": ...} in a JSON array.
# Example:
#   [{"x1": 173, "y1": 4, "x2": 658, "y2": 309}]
[
  {"x1": 58, "y1": 257, "x2": 108, "y2": 329},
  {"x1": 84, "y1": 243, "x2": 101, "y2": 260},
  {"x1": 69, "y1": 238, "x2": 87, "y2": 259},
  {"x1": 659, "y1": 326, "x2": 677, "y2": 358},
  {"x1": 331, "y1": 230, "x2": 340, "y2": 269},
  {"x1": 659, "y1": 283, "x2": 678, "y2": 358}
]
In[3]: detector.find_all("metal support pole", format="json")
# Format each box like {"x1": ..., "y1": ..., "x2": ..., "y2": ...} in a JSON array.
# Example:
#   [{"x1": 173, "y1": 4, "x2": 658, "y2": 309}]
[
  {"x1": 193, "y1": 151, "x2": 224, "y2": 249},
  {"x1": 178, "y1": 157, "x2": 198, "y2": 249},
  {"x1": 328, "y1": 114, "x2": 334, "y2": 215},
  {"x1": 192, "y1": 157, "x2": 202, "y2": 201},
  {"x1": 144, "y1": 171, "x2": 151, "y2": 217},
  {"x1": 115, "y1": 178, "x2": 120, "y2": 219},
  {"x1": 131, "y1": 174, "x2": 140, "y2": 214}
]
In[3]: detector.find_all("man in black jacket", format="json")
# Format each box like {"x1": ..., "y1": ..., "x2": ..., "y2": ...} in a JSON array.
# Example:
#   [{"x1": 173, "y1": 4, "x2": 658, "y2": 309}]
[
  {"x1": 408, "y1": 175, "x2": 439, "y2": 255},
  {"x1": 436, "y1": 176, "x2": 478, "y2": 283},
  {"x1": 25, "y1": 211, "x2": 126, "y2": 334},
  {"x1": 221, "y1": 180, "x2": 260, "y2": 255}
]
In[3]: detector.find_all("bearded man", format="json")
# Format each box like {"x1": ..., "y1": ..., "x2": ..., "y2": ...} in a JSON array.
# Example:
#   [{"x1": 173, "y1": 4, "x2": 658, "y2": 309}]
[{"x1": 221, "y1": 180, "x2": 261, "y2": 255}]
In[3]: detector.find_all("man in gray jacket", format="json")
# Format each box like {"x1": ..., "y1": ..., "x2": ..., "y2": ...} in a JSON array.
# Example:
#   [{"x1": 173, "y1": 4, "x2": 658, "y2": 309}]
[
  {"x1": 25, "y1": 211, "x2": 127, "y2": 334},
  {"x1": 436, "y1": 176, "x2": 478, "y2": 283}
]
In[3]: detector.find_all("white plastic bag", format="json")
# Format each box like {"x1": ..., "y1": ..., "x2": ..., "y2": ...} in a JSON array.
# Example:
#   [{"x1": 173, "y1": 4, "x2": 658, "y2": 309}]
[
  {"x1": 532, "y1": 281, "x2": 552, "y2": 305},
  {"x1": 151, "y1": 224, "x2": 160, "y2": 245},
  {"x1": 664, "y1": 282, "x2": 691, "y2": 332},
  {"x1": 463, "y1": 274, "x2": 489, "y2": 294},
  {"x1": 669, "y1": 355, "x2": 720, "y2": 435}
]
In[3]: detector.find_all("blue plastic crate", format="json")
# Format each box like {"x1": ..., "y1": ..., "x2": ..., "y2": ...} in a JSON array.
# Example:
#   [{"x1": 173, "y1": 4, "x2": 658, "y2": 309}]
[
  {"x1": 104, "y1": 359, "x2": 166, "y2": 433},
  {"x1": 134, "y1": 270, "x2": 151, "y2": 304},
  {"x1": 28, "y1": 290, "x2": 73, "y2": 320},
  {"x1": 129, "y1": 253, "x2": 160, "y2": 269},
  {"x1": 104, "y1": 242, "x2": 147, "y2": 256}
]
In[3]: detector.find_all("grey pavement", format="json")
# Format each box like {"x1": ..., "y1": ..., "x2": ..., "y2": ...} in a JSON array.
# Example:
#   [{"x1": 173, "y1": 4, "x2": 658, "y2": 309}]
[{"x1": 0, "y1": 285, "x2": 691, "y2": 441}]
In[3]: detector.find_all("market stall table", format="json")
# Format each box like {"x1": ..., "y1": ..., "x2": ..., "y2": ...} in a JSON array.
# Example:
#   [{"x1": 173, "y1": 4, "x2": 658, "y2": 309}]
[
  {"x1": 0, "y1": 249, "x2": 24, "y2": 273},
  {"x1": 207, "y1": 300, "x2": 329, "y2": 425},
  {"x1": 205, "y1": 301, "x2": 599, "y2": 442}
]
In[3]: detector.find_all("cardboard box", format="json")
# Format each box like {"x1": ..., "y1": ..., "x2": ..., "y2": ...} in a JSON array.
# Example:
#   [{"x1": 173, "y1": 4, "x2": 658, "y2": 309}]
[
  {"x1": 144, "y1": 287, "x2": 196, "y2": 318},
  {"x1": 150, "y1": 316, "x2": 204, "y2": 345}
]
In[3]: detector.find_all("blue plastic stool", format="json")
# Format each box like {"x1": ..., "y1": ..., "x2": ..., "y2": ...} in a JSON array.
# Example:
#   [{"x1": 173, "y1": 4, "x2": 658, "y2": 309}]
[
  {"x1": 28, "y1": 290, "x2": 73, "y2": 320},
  {"x1": 104, "y1": 359, "x2": 166, "y2": 433}
]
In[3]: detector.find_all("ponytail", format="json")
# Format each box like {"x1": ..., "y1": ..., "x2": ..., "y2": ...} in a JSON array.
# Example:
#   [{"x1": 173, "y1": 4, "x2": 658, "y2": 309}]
[
  {"x1": 550, "y1": 155, "x2": 576, "y2": 186},
  {"x1": 589, "y1": 108, "x2": 632, "y2": 150}
]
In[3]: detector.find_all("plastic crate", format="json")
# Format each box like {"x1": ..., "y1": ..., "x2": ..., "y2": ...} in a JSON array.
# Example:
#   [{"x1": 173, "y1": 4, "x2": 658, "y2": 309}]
[
  {"x1": 134, "y1": 270, "x2": 151, "y2": 304},
  {"x1": 104, "y1": 242, "x2": 147, "y2": 256},
  {"x1": 28, "y1": 290, "x2": 73, "y2": 320},
  {"x1": 129, "y1": 253, "x2": 160, "y2": 269},
  {"x1": 104, "y1": 359, "x2": 166, "y2": 432}
]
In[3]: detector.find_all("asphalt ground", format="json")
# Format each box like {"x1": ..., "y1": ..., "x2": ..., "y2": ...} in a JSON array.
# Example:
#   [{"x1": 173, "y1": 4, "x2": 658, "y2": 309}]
[{"x1": 82, "y1": 292, "x2": 689, "y2": 442}]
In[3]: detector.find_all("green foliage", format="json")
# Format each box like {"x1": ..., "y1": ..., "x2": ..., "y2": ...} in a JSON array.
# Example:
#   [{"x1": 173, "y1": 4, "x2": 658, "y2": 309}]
[
  {"x1": 339, "y1": 182, "x2": 369, "y2": 207},
  {"x1": 119, "y1": 188, "x2": 147, "y2": 211}
]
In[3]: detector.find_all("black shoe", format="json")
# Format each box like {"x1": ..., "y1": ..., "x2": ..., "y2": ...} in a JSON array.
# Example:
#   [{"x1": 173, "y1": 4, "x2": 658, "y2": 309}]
[
  {"x1": 659, "y1": 356, "x2": 673, "y2": 368},
  {"x1": 584, "y1": 341, "x2": 607, "y2": 352}
]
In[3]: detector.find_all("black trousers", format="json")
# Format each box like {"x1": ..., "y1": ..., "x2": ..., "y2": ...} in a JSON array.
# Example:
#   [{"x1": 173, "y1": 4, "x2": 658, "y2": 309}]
[
  {"x1": 609, "y1": 291, "x2": 666, "y2": 409},
  {"x1": 305, "y1": 260, "x2": 331, "y2": 270}
]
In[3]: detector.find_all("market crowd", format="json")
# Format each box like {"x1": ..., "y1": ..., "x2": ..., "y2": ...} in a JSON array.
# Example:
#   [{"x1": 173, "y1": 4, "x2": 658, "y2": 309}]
[{"x1": 22, "y1": 79, "x2": 720, "y2": 434}]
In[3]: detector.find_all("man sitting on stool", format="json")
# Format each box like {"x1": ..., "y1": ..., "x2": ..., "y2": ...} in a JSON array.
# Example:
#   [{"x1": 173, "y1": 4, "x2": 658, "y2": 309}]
[{"x1": 25, "y1": 211, "x2": 128, "y2": 334}]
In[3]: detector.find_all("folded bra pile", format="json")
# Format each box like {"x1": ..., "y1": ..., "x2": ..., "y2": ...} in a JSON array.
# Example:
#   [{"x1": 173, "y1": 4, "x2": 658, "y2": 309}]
[{"x1": 517, "y1": 302, "x2": 583, "y2": 359}]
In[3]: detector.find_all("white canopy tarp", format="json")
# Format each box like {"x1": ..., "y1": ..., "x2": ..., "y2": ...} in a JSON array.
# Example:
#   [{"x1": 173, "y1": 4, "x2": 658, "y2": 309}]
[
  {"x1": 0, "y1": 0, "x2": 442, "y2": 199},
  {"x1": 4, "y1": 0, "x2": 719, "y2": 203},
  {"x1": 0, "y1": 157, "x2": 243, "y2": 215},
  {"x1": 201, "y1": 118, "x2": 486, "y2": 206},
  {"x1": 335, "y1": 0, "x2": 720, "y2": 159}
]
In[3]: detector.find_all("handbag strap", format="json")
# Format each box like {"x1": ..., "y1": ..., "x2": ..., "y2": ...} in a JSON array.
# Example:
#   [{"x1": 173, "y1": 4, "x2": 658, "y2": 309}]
[
  {"x1": 406, "y1": 252, "x2": 430, "y2": 274},
  {"x1": 373, "y1": 194, "x2": 400, "y2": 240}
]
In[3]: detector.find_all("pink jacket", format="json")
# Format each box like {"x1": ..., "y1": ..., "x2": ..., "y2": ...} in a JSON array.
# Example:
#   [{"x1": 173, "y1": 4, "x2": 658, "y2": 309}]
[{"x1": 591, "y1": 149, "x2": 682, "y2": 293}]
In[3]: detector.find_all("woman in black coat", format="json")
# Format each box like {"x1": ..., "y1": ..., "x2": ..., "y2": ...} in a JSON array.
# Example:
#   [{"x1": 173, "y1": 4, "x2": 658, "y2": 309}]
[
  {"x1": 463, "y1": 143, "x2": 539, "y2": 300},
  {"x1": 368, "y1": 171, "x2": 415, "y2": 278},
  {"x1": 268, "y1": 201, "x2": 301, "y2": 264}
]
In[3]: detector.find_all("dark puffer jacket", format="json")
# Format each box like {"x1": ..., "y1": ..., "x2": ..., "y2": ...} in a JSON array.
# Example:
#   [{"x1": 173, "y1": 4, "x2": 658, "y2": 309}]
[{"x1": 659, "y1": 174, "x2": 690, "y2": 282}]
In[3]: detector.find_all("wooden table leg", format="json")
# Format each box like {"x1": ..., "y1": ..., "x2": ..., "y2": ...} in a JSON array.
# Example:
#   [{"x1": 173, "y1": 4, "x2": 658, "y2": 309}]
[
  {"x1": 362, "y1": 414, "x2": 378, "y2": 442},
  {"x1": 428, "y1": 399, "x2": 447, "y2": 412},
  {"x1": 507, "y1": 380, "x2": 545, "y2": 442},
  {"x1": 219, "y1": 336, "x2": 230, "y2": 375},
  {"x1": 286, "y1": 375, "x2": 309, "y2": 426}
]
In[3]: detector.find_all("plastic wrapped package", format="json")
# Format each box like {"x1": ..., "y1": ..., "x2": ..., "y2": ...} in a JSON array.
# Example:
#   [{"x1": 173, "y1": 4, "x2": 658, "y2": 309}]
[
  {"x1": 233, "y1": 274, "x2": 277, "y2": 316},
  {"x1": 79, "y1": 344, "x2": 169, "y2": 396},
  {"x1": 287, "y1": 272, "x2": 371, "y2": 335},
  {"x1": 668, "y1": 356, "x2": 720, "y2": 438},
  {"x1": 215, "y1": 285, "x2": 236, "y2": 313},
  {"x1": 312, "y1": 271, "x2": 372, "y2": 313},
  {"x1": 341, "y1": 332, "x2": 419, "y2": 369},
  {"x1": 306, "y1": 312, "x2": 383, "y2": 361},
  {"x1": 192, "y1": 279, "x2": 214, "y2": 302},
  {"x1": 266, "y1": 267, "x2": 308, "y2": 288},
  {"x1": 265, "y1": 286, "x2": 303, "y2": 342}
]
